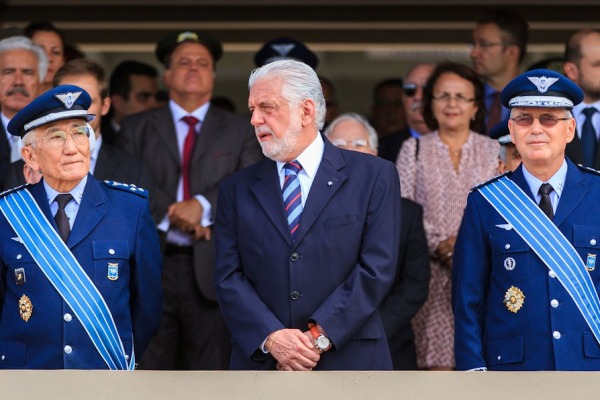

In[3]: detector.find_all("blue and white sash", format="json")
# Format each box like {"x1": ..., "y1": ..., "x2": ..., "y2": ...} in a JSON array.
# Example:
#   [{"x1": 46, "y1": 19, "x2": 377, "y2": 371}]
[
  {"x1": 0, "y1": 189, "x2": 134, "y2": 370},
  {"x1": 479, "y1": 176, "x2": 600, "y2": 345}
]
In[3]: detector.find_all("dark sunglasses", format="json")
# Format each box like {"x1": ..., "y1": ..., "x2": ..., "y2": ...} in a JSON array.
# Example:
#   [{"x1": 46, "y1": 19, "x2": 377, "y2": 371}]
[{"x1": 403, "y1": 83, "x2": 427, "y2": 97}]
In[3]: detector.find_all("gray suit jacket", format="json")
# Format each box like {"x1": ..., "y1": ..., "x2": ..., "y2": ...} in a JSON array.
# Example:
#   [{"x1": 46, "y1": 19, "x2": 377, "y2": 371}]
[{"x1": 119, "y1": 104, "x2": 263, "y2": 302}]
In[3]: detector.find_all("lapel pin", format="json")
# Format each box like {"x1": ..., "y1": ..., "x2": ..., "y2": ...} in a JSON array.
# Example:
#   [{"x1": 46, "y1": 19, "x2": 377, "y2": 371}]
[
  {"x1": 15, "y1": 268, "x2": 26, "y2": 285},
  {"x1": 327, "y1": 181, "x2": 333, "y2": 186},
  {"x1": 586, "y1": 254, "x2": 596, "y2": 271}
]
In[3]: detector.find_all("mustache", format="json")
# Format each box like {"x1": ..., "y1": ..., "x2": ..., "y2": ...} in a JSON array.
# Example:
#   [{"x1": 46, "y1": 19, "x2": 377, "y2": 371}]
[
  {"x1": 7, "y1": 86, "x2": 30, "y2": 97},
  {"x1": 410, "y1": 100, "x2": 423, "y2": 112},
  {"x1": 255, "y1": 125, "x2": 273, "y2": 135}
]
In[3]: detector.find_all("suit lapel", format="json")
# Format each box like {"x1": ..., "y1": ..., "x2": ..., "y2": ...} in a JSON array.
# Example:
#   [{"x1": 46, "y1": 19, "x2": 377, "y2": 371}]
[
  {"x1": 94, "y1": 143, "x2": 116, "y2": 180},
  {"x1": 68, "y1": 175, "x2": 107, "y2": 248},
  {"x1": 250, "y1": 159, "x2": 291, "y2": 245},
  {"x1": 554, "y1": 160, "x2": 587, "y2": 227},
  {"x1": 29, "y1": 180, "x2": 55, "y2": 224},
  {"x1": 293, "y1": 140, "x2": 347, "y2": 247},
  {"x1": 193, "y1": 105, "x2": 220, "y2": 163},
  {"x1": 155, "y1": 106, "x2": 180, "y2": 165}
]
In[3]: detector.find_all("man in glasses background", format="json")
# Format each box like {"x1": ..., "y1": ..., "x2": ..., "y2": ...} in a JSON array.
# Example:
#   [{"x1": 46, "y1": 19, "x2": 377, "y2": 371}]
[
  {"x1": 453, "y1": 69, "x2": 600, "y2": 371},
  {"x1": 470, "y1": 9, "x2": 529, "y2": 134}
]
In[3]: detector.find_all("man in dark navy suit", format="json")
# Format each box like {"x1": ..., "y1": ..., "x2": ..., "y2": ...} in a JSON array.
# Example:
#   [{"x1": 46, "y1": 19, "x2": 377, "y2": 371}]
[
  {"x1": 215, "y1": 60, "x2": 401, "y2": 371},
  {"x1": 453, "y1": 68, "x2": 600, "y2": 371},
  {"x1": 0, "y1": 84, "x2": 162, "y2": 369}
]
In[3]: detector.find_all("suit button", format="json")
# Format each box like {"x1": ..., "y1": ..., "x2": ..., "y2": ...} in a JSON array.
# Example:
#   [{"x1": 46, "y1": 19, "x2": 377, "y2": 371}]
[
  {"x1": 64, "y1": 345, "x2": 73, "y2": 354},
  {"x1": 290, "y1": 253, "x2": 300, "y2": 262},
  {"x1": 109, "y1": 249, "x2": 116, "y2": 255},
  {"x1": 591, "y1": 239, "x2": 597, "y2": 246},
  {"x1": 553, "y1": 331, "x2": 561, "y2": 340},
  {"x1": 63, "y1": 313, "x2": 72, "y2": 322},
  {"x1": 1, "y1": 355, "x2": 4, "y2": 361},
  {"x1": 504, "y1": 244, "x2": 510, "y2": 250},
  {"x1": 497, "y1": 355, "x2": 501, "y2": 361},
  {"x1": 549, "y1": 270, "x2": 557, "y2": 278},
  {"x1": 290, "y1": 291, "x2": 300, "y2": 300},
  {"x1": 551, "y1": 299, "x2": 559, "y2": 308}
]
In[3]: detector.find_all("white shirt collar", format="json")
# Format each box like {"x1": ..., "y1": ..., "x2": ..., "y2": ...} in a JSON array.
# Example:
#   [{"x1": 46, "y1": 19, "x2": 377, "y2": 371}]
[
  {"x1": 522, "y1": 159, "x2": 568, "y2": 199},
  {"x1": 169, "y1": 99, "x2": 210, "y2": 123},
  {"x1": 276, "y1": 132, "x2": 324, "y2": 179},
  {"x1": 44, "y1": 174, "x2": 88, "y2": 206}
]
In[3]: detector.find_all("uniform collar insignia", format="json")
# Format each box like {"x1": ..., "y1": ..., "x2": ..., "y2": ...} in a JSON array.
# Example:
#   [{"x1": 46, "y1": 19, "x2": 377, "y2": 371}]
[
  {"x1": 54, "y1": 91, "x2": 82, "y2": 109},
  {"x1": 271, "y1": 43, "x2": 295, "y2": 57},
  {"x1": 527, "y1": 76, "x2": 559, "y2": 93}
]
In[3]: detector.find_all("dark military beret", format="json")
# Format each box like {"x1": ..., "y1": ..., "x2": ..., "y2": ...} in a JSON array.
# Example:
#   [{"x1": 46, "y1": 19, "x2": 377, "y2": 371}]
[
  {"x1": 500, "y1": 68, "x2": 583, "y2": 109},
  {"x1": 155, "y1": 30, "x2": 223, "y2": 66},
  {"x1": 254, "y1": 37, "x2": 319, "y2": 70},
  {"x1": 488, "y1": 118, "x2": 512, "y2": 145},
  {"x1": 8, "y1": 84, "x2": 94, "y2": 137}
]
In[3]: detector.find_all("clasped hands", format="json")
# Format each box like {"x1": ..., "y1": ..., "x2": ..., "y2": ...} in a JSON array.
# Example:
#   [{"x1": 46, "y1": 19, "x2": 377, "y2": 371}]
[
  {"x1": 168, "y1": 198, "x2": 211, "y2": 241},
  {"x1": 267, "y1": 329, "x2": 321, "y2": 371}
]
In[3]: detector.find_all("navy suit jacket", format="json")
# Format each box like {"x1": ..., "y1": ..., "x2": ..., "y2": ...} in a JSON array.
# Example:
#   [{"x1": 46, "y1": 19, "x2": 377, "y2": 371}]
[
  {"x1": 453, "y1": 159, "x2": 600, "y2": 371},
  {"x1": 215, "y1": 137, "x2": 401, "y2": 370},
  {"x1": 0, "y1": 175, "x2": 162, "y2": 369}
]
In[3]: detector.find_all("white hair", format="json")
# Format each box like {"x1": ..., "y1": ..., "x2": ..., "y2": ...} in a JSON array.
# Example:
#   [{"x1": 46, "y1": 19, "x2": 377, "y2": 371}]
[
  {"x1": 323, "y1": 112, "x2": 379, "y2": 150},
  {"x1": 0, "y1": 35, "x2": 48, "y2": 83},
  {"x1": 248, "y1": 59, "x2": 326, "y2": 130}
]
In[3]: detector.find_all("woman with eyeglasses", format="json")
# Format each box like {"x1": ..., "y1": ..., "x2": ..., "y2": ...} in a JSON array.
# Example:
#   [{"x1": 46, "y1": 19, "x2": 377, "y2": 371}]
[{"x1": 396, "y1": 61, "x2": 500, "y2": 370}]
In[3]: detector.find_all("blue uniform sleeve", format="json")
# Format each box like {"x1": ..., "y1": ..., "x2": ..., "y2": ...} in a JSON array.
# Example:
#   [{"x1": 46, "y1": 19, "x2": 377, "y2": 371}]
[{"x1": 452, "y1": 191, "x2": 491, "y2": 371}]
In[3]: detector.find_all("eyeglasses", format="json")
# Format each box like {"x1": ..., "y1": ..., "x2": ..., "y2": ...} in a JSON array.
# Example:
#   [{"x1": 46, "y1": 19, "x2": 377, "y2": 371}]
[
  {"x1": 331, "y1": 138, "x2": 369, "y2": 150},
  {"x1": 27, "y1": 126, "x2": 91, "y2": 149},
  {"x1": 403, "y1": 83, "x2": 427, "y2": 97},
  {"x1": 510, "y1": 114, "x2": 572, "y2": 127},
  {"x1": 432, "y1": 93, "x2": 475, "y2": 104},
  {"x1": 469, "y1": 40, "x2": 514, "y2": 50}
]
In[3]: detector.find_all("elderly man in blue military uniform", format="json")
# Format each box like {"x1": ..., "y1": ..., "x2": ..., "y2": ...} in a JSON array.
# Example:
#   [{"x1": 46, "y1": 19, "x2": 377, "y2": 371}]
[
  {"x1": 0, "y1": 84, "x2": 162, "y2": 369},
  {"x1": 453, "y1": 68, "x2": 600, "y2": 371}
]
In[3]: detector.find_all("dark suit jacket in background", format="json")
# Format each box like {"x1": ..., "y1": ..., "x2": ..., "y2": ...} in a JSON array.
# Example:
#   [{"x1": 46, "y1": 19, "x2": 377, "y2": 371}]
[
  {"x1": 379, "y1": 197, "x2": 430, "y2": 370},
  {"x1": 215, "y1": 139, "x2": 401, "y2": 370},
  {"x1": 566, "y1": 131, "x2": 600, "y2": 170},
  {"x1": 118, "y1": 104, "x2": 263, "y2": 302},
  {"x1": 0, "y1": 124, "x2": 11, "y2": 193},
  {"x1": 377, "y1": 128, "x2": 411, "y2": 164}
]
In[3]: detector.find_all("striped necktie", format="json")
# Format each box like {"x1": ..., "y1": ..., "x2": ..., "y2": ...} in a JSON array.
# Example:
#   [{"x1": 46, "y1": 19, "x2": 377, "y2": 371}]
[{"x1": 282, "y1": 160, "x2": 303, "y2": 241}]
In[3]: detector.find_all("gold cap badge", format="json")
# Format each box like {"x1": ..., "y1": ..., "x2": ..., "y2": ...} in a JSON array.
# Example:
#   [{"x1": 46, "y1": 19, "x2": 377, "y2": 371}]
[{"x1": 504, "y1": 286, "x2": 525, "y2": 313}]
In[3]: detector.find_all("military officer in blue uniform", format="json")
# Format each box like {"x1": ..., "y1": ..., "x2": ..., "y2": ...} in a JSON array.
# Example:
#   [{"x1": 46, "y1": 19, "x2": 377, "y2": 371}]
[
  {"x1": 453, "y1": 69, "x2": 600, "y2": 371},
  {"x1": 0, "y1": 84, "x2": 162, "y2": 369}
]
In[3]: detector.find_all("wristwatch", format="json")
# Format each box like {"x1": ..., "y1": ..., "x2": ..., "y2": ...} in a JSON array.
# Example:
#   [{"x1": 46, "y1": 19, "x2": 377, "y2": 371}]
[{"x1": 309, "y1": 325, "x2": 332, "y2": 352}]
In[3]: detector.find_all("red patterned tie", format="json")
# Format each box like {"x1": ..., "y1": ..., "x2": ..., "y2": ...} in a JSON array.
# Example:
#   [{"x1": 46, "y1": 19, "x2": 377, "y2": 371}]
[{"x1": 181, "y1": 116, "x2": 199, "y2": 200}]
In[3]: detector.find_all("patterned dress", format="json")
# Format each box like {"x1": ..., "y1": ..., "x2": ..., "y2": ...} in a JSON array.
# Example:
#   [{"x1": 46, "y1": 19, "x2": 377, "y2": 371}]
[{"x1": 396, "y1": 131, "x2": 500, "y2": 369}]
